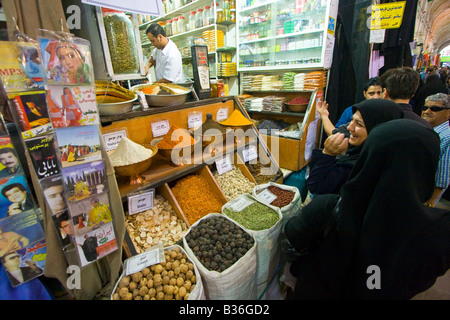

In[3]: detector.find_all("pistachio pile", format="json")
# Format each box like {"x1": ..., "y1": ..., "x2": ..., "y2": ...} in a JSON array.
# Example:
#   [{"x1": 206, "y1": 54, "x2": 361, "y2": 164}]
[
  {"x1": 213, "y1": 165, "x2": 256, "y2": 201},
  {"x1": 126, "y1": 195, "x2": 188, "y2": 253}
]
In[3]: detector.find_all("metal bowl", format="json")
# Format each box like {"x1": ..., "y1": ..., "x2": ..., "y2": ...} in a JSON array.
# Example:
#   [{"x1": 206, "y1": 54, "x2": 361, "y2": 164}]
[
  {"x1": 131, "y1": 84, "x2": 191, "y2": 107},
  {"x1": 113, "y1": 144, "x2": 158, "y2": 185},
  {"x1": 286, "y1": 103, "x2": 308, "y2": 112},
  {"x1": 150, "y1": 137, "x2": 200, "y2": 166},
  {"x1": 97, "y1": 94, "x2": 138, "y2": 116}
]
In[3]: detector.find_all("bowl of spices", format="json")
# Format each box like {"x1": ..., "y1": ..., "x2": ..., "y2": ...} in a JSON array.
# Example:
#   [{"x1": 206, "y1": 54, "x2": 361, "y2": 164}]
[
  {"x1": 131, "y1": 83, "x2": 191, "y2": 107},
  {"x1": 109, "y1": 137, "x2": 158, "y2": 185},
  {"x1": 285, "y1": 96, "x2": 310, "y2": 112},
  {"x1": 151, "y1": 125, "x2": 200, "y2": 166},
  {"x1": 219, "y1": 109, "x2": 254, "y2": 131}
]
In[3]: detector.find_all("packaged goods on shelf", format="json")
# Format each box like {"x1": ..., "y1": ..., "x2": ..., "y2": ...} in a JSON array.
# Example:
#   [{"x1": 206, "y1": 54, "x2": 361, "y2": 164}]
[
  {"x1": 262, "y1": 96, "x2": 287, "y2": 113},
  {"x1": 261, "y1": 75, "x2": 279, "y2": 91},
  {"x1": 294, "y1": 72, "x2": 306, "y2": 90},
  {"x1": 282, "y1": 72, "x2": 297, "y2": 91},
  {"x1": 244, "y1": 97, "x2": 264, "y2": 112}
]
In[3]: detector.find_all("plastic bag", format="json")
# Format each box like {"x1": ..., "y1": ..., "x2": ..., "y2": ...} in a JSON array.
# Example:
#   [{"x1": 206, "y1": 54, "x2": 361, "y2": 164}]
[
  {"x1": 222, "y1": 194, "x2": 283, "y2": 299},
  {"x1": 183, "y1": 213, "x2": 257, "y2": 300}
]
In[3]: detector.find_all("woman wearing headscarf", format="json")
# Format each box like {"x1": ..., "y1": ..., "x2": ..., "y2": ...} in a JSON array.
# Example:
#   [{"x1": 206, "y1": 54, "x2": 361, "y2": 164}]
[
  {"x1": 413, "y1": 73, "x2": 447, "y2": 115},
  {"x1": 49, "y1": 43, "x2": 91, "y2": 84},
  {"x1": 285, "y1": 119, "x2": 450, "y2": 299},
  {"x1": 307, "y1": 99, "x2": 402, "y2": 195}
]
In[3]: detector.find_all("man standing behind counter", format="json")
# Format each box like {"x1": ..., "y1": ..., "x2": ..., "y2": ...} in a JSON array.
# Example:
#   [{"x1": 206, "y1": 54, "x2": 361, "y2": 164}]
[{"x1": 144, "y1": 24, "x2": 183, "y2": 84}]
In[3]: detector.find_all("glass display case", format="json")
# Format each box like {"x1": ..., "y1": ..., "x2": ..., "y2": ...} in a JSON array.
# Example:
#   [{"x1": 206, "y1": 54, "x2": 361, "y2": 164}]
[{"x1": 237, "y1": 0, "x2": 337, "y2": 71}]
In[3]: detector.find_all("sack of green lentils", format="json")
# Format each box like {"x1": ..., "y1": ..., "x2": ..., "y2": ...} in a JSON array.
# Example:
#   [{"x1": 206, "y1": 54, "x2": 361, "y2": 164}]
[
  {"x1": 252, "y1": 182, "x2": 301, "y2": 229},
  {"x1": 182, "y1": 213, "x2": 258, "y2": 300},
  {"x1": 222, "y1": 194, "x2": 283, "y2": 299}
]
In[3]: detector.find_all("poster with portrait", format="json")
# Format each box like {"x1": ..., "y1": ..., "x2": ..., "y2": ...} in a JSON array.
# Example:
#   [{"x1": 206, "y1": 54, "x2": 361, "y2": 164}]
[
  {"x1": 55, "y1": 125, "x2": 102, "y2": 168},
  {"x1": 51, "y1": 210, "x2": 74, "y2": 248},
  {"x1": 68, "y1": 192, "x2": 112, "y2": 232},
  {"x1": 0, "y1": 41, "x2": 46, "y2": 93},
  {"x1": 62, "y1": 160, "x2": 107, "y2": 203},
  {"x1": 10, "y1": 92, "x2": 52, "y2": 140},
  {"x1": 39, "y1": 38, "x2": 93, "y2": 86},
  {"x1": 25, "y1": 133, "x2": 61, "y2": 180},
  {"x1": 0, "y1": 175, "x2": 35, "y2": 219},
  {"x1": 74, "y1": 221, "x2": 117, "y2": 267},
  {"x1": 0, "y1": 136, "x2": 23, "y2": 178},
  {"x1": 1, "y1": 239, "x2": 46, "y2": 287},
  {"x1": 46, "y1": 85, "x2": 99, "y2": 128},
  {"x1": 39, "y1": 175, "x2": 68, "y2": 215}
]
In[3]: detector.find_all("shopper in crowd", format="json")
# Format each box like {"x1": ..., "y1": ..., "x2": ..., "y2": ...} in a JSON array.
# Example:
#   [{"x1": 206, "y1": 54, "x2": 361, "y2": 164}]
[
  {"x1": 144, "y1": 23, "x2": 183, "y2": 83},
  {"x1": 0, "y1": 147, "x2": 22, "y2": 178},
  {"x1": 285, "y1": 119, "x2": 450, "y2": 299},
  {"x1": 421, "y1": 64, "x2": 438, "y2": 83},
  {"x1": 380, "y1": 66, "x2": 431, "y2": 128},
  {"x1": 421, "y1": 93, "x2": 450, "y2": 207},
  {"x1": 317, "y1": 77, "x2": 383, "y2": 137},
  {"x1": 307, "y1": 99, "x2": 402, "y2": 195},
  {"x1": 413, "y1": 72, "x2": 447, "y2": 116}
]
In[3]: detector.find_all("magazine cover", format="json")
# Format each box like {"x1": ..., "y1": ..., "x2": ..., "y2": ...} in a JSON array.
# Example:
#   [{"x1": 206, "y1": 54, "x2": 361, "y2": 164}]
[
  {"x1": 25, "y1": 133, "x2": 61, "y2": 180},
  {"x1": 0, "y1": 136, "x2": 23, "y2": 178},
  {"x1": 0, "y1": 175, "x2": 35, "y2": 219},
  {"x1": 62, "y1": 160, "x2": 107, "y2": 203},
  {"x1": 0, "y1": 41, "x2": 45, "y2": 93},
  {"x1": 39, "y1": 38, "x2": 93, "y2": 86},
  {"x1": 55, "y1": 125, "x2": 102, "y2": 168},
  {"x1": 40, "y1": 175, "x2": 68, "y2": 214},
  {"x1": 68, "y1": 192, "x2": 112, "y2": 230},
  {"x1": 1, "y1": 239, "x2": 46, "y2": 288},
  {"x1": 74, "y1": 221, "x2": 117, "y2": 267},
  {"x1": 51, "y1": 210, "x2": 74, "y2": 248},
  {"x1": 10, "y1": 92, "x2": 52, "y2": 140},
  {"x1": 0, "y1": 210, "x2": 46, "y2": 257},
  {"x1": 46, "y1": 85, "x2": 99, "y2": 128}
]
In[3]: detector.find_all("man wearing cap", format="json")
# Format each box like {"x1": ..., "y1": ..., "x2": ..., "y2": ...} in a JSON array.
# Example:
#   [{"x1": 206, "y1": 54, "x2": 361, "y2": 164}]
[
  {"x1": 421, "y1": 93, "x2": 450, "y2": 206},
  {"x1": 87, "y1": 197, "x2": 112, "y2": 227}
]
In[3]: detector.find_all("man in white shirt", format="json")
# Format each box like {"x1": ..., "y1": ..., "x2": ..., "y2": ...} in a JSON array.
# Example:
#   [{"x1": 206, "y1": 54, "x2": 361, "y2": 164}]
[{"x1": 144, "y1": 24, "x2": 183, "y2": 83}]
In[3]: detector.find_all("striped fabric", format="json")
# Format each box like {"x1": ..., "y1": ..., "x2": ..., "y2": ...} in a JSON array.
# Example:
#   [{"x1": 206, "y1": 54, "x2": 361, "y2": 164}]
[{"x1": 434, "y1": 121, "x2": 450, "y2": 189}]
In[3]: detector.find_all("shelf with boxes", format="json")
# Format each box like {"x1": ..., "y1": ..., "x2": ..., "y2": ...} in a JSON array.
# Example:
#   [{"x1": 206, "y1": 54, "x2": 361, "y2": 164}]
[
  {"x1": 236, "y1": 0, "x2": 335, "y2": 71},
  {"x1": 100, "y1": 96, "x2": 283, "y2": 257},
  {"x1": 239, "y1": 70, "x2": 328, "y2": 171}
]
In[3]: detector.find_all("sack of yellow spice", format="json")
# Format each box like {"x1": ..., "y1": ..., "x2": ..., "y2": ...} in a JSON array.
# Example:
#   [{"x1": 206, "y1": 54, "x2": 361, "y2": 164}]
[{"x1": 171, "y1": 174, "x2": 224, "y2": 225}]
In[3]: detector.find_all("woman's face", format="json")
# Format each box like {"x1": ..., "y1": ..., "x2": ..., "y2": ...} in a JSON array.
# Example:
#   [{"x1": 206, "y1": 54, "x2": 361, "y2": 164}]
[
  {"x1": 347, "y1": 110, "x2": 368, "y2": 146},
  {"x1": 57, "y1": 47, "x2": 81, "y2": 73}
]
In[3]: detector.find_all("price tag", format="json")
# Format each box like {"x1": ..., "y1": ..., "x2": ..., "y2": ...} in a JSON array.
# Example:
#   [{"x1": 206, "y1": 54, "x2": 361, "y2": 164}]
[
  {"x1": 151, "y1": 120, "x2": 170, "y2": 137},
  {"x1": 188, "y1": 112, "x2": 203, "y2": 129},
  {"x1": 230, "y1": 197, "x2": 254, "y2": 212},
  {"x1": 243, "y1": 145, "x2": 258, "y2": 162},
  {"x1": 102, "y1": 130, "x2": 127, "y2": 152},
  {"x1": 216, "y1": 108, "x2": 228, "y2": 122},
  {"x1": 128, "y1": 190, "x2": 154, "y2": 215},
  {"x1": 137, "y1": 91, "x2": 149, "y2": 109},
  {"x1": 126, "y1": 247, "x2": 163, "y2": 275},
  {"x1": 257, "y1": 188, "x2": 277, "y2": 204},
  {"x1": 215, "y1": 155, "x2": 233, "y2": 175}
]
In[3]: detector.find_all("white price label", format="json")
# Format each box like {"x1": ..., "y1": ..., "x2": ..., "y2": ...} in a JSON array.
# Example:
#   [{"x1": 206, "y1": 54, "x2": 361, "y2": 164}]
[
  {"x1": 188, "y1": 113, "x2": 203, "y2": 129},
  {"x1": 151, "y1": 120, "x2": 170, "y2": 137},
  {"x1": 243, "y1": 145, "x2": 258, "y2": 162},
  {"x1": 215, "y1": 155, "x2": 233, "y2": 175},
  {"x1": 128, "y1": 190, "x2": 154, "y2": 215},
  {"x1": 257, "y1": 188, "x2": 277, "y2": 204},
  {"x1": 138, "y1": 91, "x2": 149, "y2": 109},
  {"x1": 126, "y1": 248, "x2": 162, "y2": 275},
  {"x1": 216, "y1": 108, "x2": 228, "y2": 122},
  {"x1": 102, "y1": 130, "x2": 127, "y2": 152},
  {"x1": 230, "y1": 197, "x2": 254, "y2": 212}
]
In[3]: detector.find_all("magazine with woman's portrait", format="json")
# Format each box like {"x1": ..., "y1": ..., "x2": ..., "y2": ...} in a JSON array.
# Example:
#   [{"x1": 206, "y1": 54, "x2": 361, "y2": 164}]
[{"x1": 39, "y1": 38, "x2": 93, "y2": 86}]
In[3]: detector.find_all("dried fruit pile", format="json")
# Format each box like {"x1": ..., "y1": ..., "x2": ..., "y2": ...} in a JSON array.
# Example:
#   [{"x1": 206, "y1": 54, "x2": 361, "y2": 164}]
[{"x1": 113, "y1": 247, "x2": 197, "y2": 300}]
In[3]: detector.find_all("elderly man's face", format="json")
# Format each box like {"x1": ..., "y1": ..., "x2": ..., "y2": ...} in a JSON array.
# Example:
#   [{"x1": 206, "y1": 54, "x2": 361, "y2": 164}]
[{"x1": 421, "y1": 100, "x2": 450, "y2": 128}]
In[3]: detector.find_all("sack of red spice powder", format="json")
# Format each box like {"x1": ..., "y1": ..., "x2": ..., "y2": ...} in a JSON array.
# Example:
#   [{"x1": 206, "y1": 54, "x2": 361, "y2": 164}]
[{"x1": 252, "y1": 182, "x2": 301, "y2": 229}]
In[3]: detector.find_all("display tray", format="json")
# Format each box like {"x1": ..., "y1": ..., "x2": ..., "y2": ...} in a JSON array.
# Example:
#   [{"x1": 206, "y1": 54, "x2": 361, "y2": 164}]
[{"x1": 167, "y1": 166, "x2": 228, "y2": 227}]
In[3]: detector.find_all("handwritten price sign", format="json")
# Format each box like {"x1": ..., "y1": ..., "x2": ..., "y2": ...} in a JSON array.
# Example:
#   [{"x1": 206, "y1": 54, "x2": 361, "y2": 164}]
[{"x1": 128, "y1": 189, "x2": 154, "y2": 215}]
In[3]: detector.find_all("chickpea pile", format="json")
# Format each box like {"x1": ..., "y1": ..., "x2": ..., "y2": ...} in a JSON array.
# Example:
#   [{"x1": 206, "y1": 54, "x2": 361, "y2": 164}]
[{"x1": 113, "y1": 247, "x2": 197, "y2": 300}]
